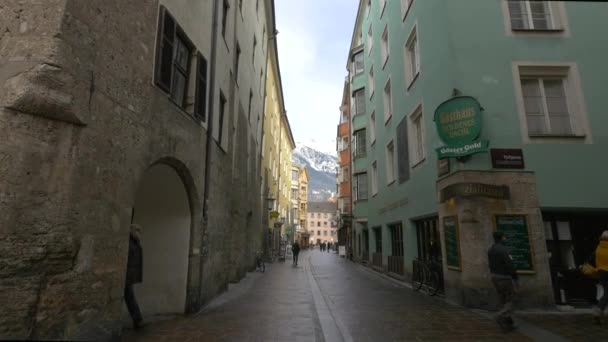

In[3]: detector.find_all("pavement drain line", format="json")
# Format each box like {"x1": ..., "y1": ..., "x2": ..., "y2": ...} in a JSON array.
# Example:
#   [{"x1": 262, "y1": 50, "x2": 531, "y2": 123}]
[{"x1": 307, "y1": 256, "x2": 354, "y2": 342}]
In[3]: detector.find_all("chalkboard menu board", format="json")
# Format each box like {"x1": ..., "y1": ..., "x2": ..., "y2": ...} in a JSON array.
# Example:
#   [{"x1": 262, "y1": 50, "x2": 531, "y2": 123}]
[
  {"x1": 495, "y1": 215, "x2": 534, "y2": 272},
  {"x1": 443, "y1": 216, "x2": 461, "y2": 270}
]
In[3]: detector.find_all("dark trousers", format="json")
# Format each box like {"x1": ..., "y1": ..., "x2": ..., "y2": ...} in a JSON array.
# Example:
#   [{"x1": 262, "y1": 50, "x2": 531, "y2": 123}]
[
  {"x1": 492, "y1": 277, "x2": 515, "y2": 323},
  {"x1": 293, "y1": 252, "x2": 299, "y2": 265},
  {"x1": 124, "y1": 284, "x2": 143, "y2": 324},
  {"x1": 598, "y1": 281, "x2": 608, "y2": 313}
]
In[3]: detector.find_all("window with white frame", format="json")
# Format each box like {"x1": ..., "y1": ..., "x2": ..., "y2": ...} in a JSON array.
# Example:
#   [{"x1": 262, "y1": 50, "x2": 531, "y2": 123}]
[
  {"x1": 386, "y1": 140, "x2": 395, "y2": 184},
  {"x1": 366, "y1": 0, "x2": 371, "y2": 17},
  {"x1": 381, "y1": 25, "x2": 389, "y2": 66},
  {"x1": 342, "y1": 167, "x2": 349, "y2": 182},
  {"x1": 405, "y1": 27, "x2": 420, "y2": 87},
  {"x1": 353, "y1": 89, "x2": 366, "y2": 116},
  {"x1": 339, "y1": 136, "x2": 349, "y2": 151},
  {"x1": 383, "y1": 79, "x2": 392, "y2": 123},
  {"x1": 520, "y1": 74, "x2": 573, "y2": 136},
  {"x1": 354, "y1": 173, "x2": 368, "y2": 201},
  {"x1": 353, "y1": 129, "x2": 367, "y2": 157},
  {"x1": 367, "y1": 25, "x2": 373, "y2": 55},
  {"x1": 379, "y1": 0, "x2": 387, "y2": 16},
  {"x1": 368, "y1": 66, "x2": 375, "y2": 97},
  {"x1": 410, "y1": 106, "x2": 426, "y2": 164},
  {"x1": 353, "y1": 51, "x2": 364, "y2": 76},
  {"x1": 369, "y1": 111, "x2": 376, "y2": 144},
  {"x1": 371, "y1": 161, "x2": 378, "y2": 195},
  {"x1": 507, "y1": 0, "x2": 561, "y2": 31}
]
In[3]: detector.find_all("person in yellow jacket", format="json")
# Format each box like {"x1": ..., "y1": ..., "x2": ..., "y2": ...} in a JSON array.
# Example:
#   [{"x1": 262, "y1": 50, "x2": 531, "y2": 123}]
[{"x1": 591, "y1": 231, "x2": 608, "y2": 324}]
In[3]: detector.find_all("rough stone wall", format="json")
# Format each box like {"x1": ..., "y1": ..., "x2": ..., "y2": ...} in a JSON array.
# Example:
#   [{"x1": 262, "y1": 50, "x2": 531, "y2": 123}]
[{"x1": 0, "y1": 0, "x2": 265, "y2": 340}]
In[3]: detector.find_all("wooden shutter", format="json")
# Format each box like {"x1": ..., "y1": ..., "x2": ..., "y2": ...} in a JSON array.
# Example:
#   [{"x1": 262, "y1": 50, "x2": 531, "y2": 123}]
[
  {"x1": 195, "y1": 53, "x2": 207, "y2": 121},
  {"x1": 397, "y1": 116, "x2": 410, "y2": 183},
  {"x1": 156, "y1": 7, "x2": 175, "y2": 91},
  {"x1": 508, "y1": 0, "x2": 526, "y2": 30}
]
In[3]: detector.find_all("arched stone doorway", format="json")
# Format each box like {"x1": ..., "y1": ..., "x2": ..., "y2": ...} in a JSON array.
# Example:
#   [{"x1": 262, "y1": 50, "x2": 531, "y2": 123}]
[{"x1": 131, "y1": 163, "x2": 192, "y2": 317}]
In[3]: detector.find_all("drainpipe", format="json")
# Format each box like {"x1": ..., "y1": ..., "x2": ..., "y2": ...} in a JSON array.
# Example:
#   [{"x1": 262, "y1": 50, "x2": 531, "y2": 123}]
[{"x1": 199, "y1": 0, "x2": 220, "y2": 310}]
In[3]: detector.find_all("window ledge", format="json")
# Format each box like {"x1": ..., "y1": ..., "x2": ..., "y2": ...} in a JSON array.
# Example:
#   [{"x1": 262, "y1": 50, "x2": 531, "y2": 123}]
[
  {"x1": 411, "y1": 157, "x2": 426, "y2": 169},
  {"x1": 528, "y1": 134, "x2": 585, "y2": 139},
  {"x1": 512, "y1": 28, "x2": 564, "y2": 33},
  {"x1": 354, "y1": 153, "x2": 367, "y2": 159},
  {"x1": 370, "y1": 139, "x2": 376, "y2": 147},
  {"x1": 387, "y1": 180, "x2": 396, "y2": 187},
  {"x1": 372, "y1": 192, "x2": 378, "y2": 198},
  {"x1": 382, "y1": 55, "x2": 390, "y2": 70},
  {"x1": 369, "y1": 90, "x2": 375, "y2": 100},
  {"x1": 407, "y1": 72, "x2": 420, "y2": 91},
  {"x1": 402, "y1": 3, "x2": 414, "y2": 22},
  {"x1": 354, "y1": 199, "x2": 368, "y2": 203},
  {"x1": 384, "y1": 114, "x2": 392, "y2": 125}
]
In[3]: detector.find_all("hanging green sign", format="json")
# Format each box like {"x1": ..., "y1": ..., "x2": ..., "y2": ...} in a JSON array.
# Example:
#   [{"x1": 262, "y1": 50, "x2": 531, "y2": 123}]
[{"x1": 434, "y1": 96, "x2": 488, "y2": 159}]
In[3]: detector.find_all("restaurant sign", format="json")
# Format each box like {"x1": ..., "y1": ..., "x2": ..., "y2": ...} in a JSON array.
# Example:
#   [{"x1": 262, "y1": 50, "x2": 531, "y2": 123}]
[{"x1": 434, "y1": 96, "x2": 488, "y2": 159}]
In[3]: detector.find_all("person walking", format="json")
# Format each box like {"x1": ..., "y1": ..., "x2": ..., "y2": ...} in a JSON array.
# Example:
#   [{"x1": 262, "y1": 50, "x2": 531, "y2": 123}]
[
  {"x1": 488, "y1": 231, "x2": 518, "y2": 331},
  {"x1": 292, "y1": 241, "x2": 301, "y2": 266},
  {"x1": 327, "y1": 242, "x2": 331, "y2": 253},
  {"x1": 125, "y1": 224, "x2": 144, "y2": 330},
  {"x1": 590, "y1": 231, "x2": 608, "y2": 324}
]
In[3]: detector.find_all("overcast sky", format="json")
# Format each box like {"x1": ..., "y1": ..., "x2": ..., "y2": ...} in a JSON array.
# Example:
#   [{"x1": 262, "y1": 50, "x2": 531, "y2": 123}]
[{"x1": 275, "y1": 0, "x2": 359, "y2": 155}]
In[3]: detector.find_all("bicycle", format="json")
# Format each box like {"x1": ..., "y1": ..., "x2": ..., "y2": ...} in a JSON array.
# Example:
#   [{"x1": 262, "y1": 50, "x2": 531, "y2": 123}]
[
  {"x1": 411, "y1": 259, "x2": 441, "y2": 296},
  {"x1": 255, "y1": 250, "x2": 265, "y2": 272}
]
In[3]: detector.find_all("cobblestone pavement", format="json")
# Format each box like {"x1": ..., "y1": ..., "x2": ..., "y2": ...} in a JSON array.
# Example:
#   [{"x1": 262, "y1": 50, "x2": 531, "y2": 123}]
[{"x1": 122, "y1": 251, "x2": 603, "y2": 341}]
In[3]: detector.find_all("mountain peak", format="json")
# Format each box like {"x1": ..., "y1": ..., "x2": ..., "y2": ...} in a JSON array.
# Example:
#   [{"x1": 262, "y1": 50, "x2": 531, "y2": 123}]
[{"x1": 292, "y1": 145, "x2": 338, "y2": 202}]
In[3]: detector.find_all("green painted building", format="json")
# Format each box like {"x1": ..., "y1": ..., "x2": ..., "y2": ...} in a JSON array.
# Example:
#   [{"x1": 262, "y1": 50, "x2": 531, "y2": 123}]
[{"x1": 345, "y1": 0, "x2": 608, "y2": 309}]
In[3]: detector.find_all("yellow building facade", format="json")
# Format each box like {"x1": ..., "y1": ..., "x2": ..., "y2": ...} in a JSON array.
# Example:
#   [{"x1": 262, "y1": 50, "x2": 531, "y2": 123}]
[{"x1": 261, "y1": 38, "x2": 295, "y2": 255}]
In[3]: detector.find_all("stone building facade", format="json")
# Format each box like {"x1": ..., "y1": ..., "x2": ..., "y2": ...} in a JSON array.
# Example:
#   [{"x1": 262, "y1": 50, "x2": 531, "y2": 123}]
[
  {"x1": 308, "y1": 202, "x2": 339, "y2": 245},
  {"x1": 0, "y1": 0, "x2": 279, "y2": 339}
]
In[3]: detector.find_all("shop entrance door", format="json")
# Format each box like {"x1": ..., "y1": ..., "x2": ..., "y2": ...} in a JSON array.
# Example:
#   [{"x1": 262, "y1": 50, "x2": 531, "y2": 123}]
[{"x1": 415, "y1": 217, "x2": 444, "y2": 294}]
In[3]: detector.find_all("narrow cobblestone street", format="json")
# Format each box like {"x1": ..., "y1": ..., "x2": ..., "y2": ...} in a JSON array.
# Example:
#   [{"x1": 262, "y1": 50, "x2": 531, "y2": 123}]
[{"x1": 121, "y1": 250, "x2": 608, "y2": 342}]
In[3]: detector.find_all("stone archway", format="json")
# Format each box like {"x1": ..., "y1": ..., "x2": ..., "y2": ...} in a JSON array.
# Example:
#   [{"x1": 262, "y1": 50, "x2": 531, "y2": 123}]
[{"x1": 131, "y1": 163, "x2": 192, "y2": 317}]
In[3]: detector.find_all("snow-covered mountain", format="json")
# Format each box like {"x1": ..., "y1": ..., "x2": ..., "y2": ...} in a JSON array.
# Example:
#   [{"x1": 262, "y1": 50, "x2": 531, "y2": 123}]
[{"x1": 293, "y1": 146, "x2": 338, "y2": 202}]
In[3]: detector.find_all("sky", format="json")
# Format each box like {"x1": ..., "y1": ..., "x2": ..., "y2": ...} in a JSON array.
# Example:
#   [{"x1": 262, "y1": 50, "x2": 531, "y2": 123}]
[{"x1": 275, "y1": 0, "x2": 359, "y2": 156}]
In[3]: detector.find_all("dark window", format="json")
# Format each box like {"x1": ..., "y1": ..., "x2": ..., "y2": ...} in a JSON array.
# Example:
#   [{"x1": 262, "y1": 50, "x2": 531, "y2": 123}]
[
  {"x1": 354, "y1": 129, "x2": 367, "y2": 157},
  {"x1": 156, "y1": 7, "x2": 175, "y2": 91},
  {"x1": 256, "y1": 0, "x2": 259, "y2": 14},
  {"x1": 252, "y1": 36, "x2": 257, "y2": 65},
  {"x1": 353, "y1": 89, "x2": 365, "y2": 116},
  {"x1": 317, "y1": 222, "x2": 321, "y2": 227},
  {"x1": 415, "y1": 218, "x2": 441, "y2": 262},
  {"x1": 353, "y1": 51, "x2": 364, "y2": 76},
  {"x1": 218, "y1": 92, "x2": 227, "y2": 144},
  {"x1": 235, "y1": 43, "x2": 241, "y2": 83},
  {"x1": 195, "y1": 54, "x2": 208, "y2": 121},
  {"x1": 248, "y1": 89, "x2": 253, "y2": 121},
  {"x1": 374, "y1": 227, "x2": 382, "y2": 253},
  {"x1": 222, "y1": 0, "x2": 230, "y2": 38},
  {"x1": 397, "y1": 116, "x2": 410, "y2": 183},
  {"x1": 389, "y1": 223, "x2": 404, "y2": 257},
  {"x1": 239, "y1": 0, "x2": 243, "y2": 12},
  {"x1": 155, "y1": 7, "x2": 193, "y2": 109},
  {"x1": 354, "y1": 173, "x2": 368, "y2": 201}
]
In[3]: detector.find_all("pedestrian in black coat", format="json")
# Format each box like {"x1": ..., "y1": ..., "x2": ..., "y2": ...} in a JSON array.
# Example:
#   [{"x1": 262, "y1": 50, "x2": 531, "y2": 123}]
[
  {"x1": 292, "y1": 241, "x2": 301, "y2": 266},
  {"x1": 488, "y1": 231, "x2": 518, "y2": 331},
  {"x1": 125, "y1": 224, "x2": 144, "y2": 330}
]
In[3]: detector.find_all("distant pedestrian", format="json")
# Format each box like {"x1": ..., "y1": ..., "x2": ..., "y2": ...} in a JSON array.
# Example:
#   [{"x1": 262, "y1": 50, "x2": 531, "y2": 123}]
[
  {"x1": 125, "y1": 224, "x2": 144, "y2": 330},
  {"x1": 488, "y1": 231, "x2": 518, "y2": 331},
  {"x1": 588, "y1": 231, "x2": 608, "y2": 324},
  {"x1": 327, "y1": 242, "x2": 331, "y2": 253},
  {"x1": 321, "y1": 242, "x2": 325, "y2": 252},
  {"x1": 292, "y1": 241, "x2": 301, "y2": 266}
]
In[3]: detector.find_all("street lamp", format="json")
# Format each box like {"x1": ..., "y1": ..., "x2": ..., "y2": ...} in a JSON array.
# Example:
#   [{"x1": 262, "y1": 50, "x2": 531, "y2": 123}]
[{"x1": 266, "y1": 196, "x2": 276, "y2": 211}]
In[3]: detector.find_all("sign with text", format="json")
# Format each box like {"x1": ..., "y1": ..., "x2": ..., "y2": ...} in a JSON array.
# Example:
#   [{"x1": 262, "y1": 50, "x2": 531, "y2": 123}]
[
  {"x1": 434, "y1": 96, "x2": 488, "y2": 159},
  {"x1": 443, "y1": 216, "x2": 461, "y2": 270},
  {"x1": 440, "y1": 183, "x2": 510, "y2": 203},
  {"x1": 437, "y1": 158, "x2": 450, "y2": 177},
  {"x1": 491, "y1": 149, "x2": 525, "y2": 169},
  {"x1": 495, "y1": 215, "x2": 534, "y2": 272}
]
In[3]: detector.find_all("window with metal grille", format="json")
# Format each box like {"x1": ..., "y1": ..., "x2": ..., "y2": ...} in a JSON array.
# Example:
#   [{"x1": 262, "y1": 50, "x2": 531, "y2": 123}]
[
  {"x1": 353, "y1": 51, "x2": 364, "y2": 76},
  {"x1": 354, "y1": 173, "x2": 368, "y2": 201},
  {"x1": 374, "y1": 227, "x2": 382, "y2": 253},
  {"x1": 195, "y1": 54, "x2": 208, "y2": 121},
  {"x1": 353, "y1": 89, "x2": 365, "y2": 116},
  {"x1": 389, "y1": 223, "x2": 404, "y2": 257}
]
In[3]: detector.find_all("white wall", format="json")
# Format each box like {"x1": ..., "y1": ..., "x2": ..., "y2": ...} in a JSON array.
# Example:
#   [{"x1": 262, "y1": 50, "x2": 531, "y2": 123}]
[{"x1": 132, "y1": 164, "x2": 191, "y2": 316}]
